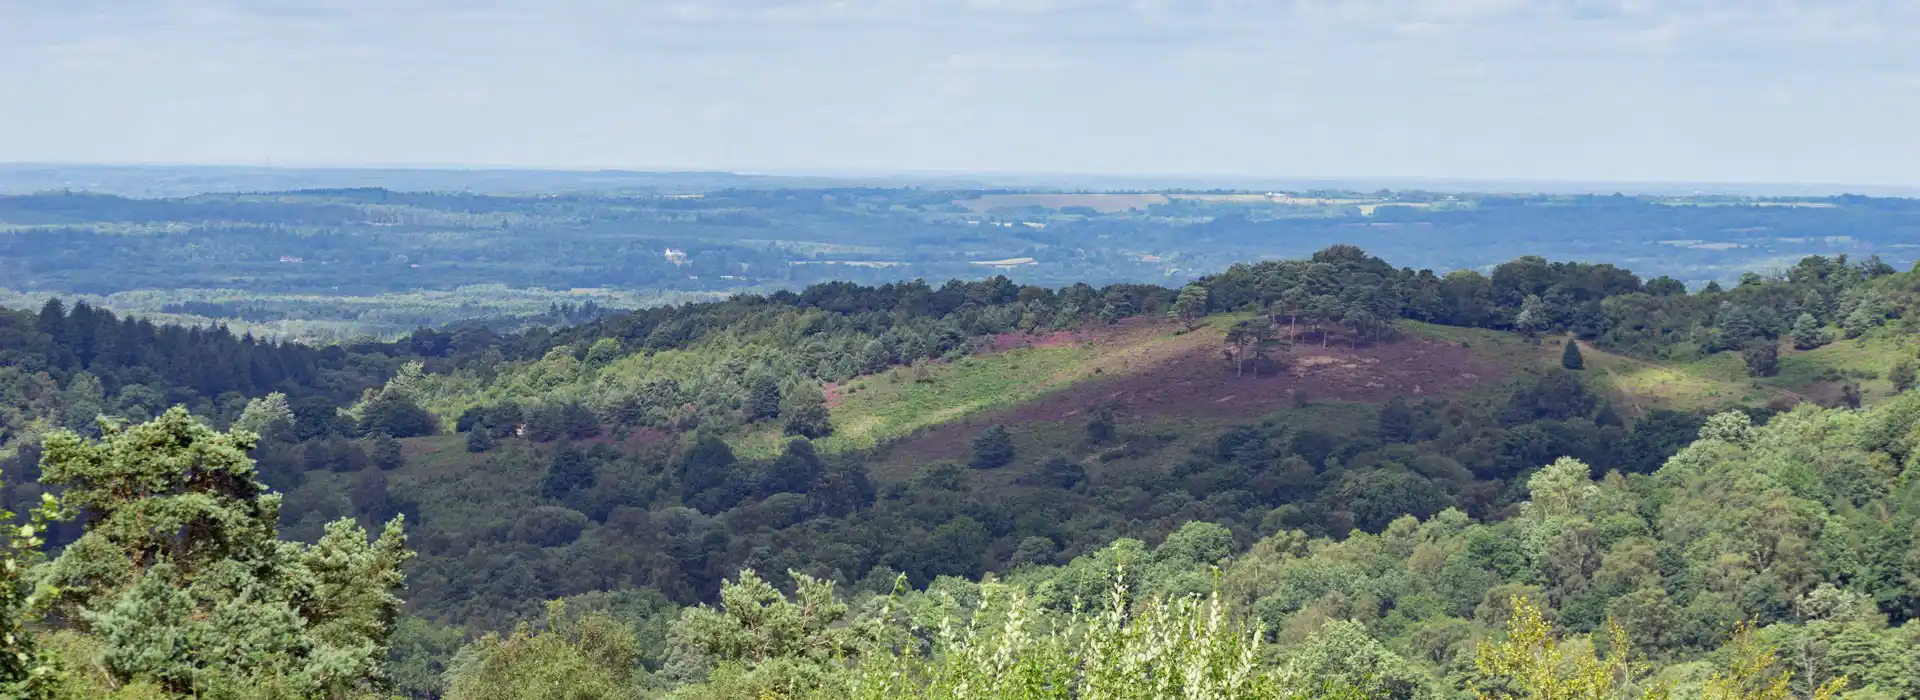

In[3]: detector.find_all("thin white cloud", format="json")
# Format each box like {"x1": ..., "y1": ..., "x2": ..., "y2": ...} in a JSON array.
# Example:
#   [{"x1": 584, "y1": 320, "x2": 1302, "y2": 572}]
[{"x1": 1, "y1": 0, "x2": 1917, "y2": 184}]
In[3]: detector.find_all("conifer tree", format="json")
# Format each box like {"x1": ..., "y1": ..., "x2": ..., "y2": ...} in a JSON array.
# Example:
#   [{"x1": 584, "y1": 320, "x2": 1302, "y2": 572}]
[
  {"x1": 1791, "y1": 312, "x2": 1829, "y2": 350},
  {"x1": 1170, "y1": 283, "x2": 1209, "y2": 331},
  {"x1": 36, "y1": 408, "x2": 413, "y2": 696},
  {"x1": 1561, "y1": 339, "x2": 1584, "y2": 370}
]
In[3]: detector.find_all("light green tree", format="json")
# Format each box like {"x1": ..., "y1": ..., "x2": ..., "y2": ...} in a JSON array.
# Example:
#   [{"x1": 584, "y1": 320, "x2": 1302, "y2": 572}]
[
  {"x1": 1471, "y1": 596, "x2": 1669, "y2": 700},
  {"x1": 444, "y1": 601, "x2": 640, "y2": 700},
  {"x1": 1790, "y1": 313, "x2": 1829, "y2": 350},
  {"x1": 0, "y1": 481, "x2": 56, "y2": 699},
  {"x1": 1515, "y1": 294, "x2": 1551, "y2": 338},
  {"x1": 234, "y1": 391, "x2": 296, "y2": 443},
  {"x1": 1171, "y1": 283, "x2": 1210, "y2": 331},
  {"x1": 664, "y1": 569, "x2": 876, "y2": 700}
]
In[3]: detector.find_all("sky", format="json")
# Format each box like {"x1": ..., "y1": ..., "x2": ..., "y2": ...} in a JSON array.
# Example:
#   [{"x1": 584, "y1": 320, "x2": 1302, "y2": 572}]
[{"x1": 3, "y1": 0, "x2": 1919, "y2": 186}]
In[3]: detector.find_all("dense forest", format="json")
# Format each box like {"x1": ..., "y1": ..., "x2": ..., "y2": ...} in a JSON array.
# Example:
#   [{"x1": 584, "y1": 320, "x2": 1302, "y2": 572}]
[
  {"x1": 5, "y1": 381, "x2": 1918, "y2": 697},
  {"x1": 2, "y1": 244, "x2": 1919, "y2": 697}
]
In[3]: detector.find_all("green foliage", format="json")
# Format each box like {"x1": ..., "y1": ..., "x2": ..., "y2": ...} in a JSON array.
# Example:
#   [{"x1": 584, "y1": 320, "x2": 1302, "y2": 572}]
[
  {"x1": 371, "y1": 432, "x2": 406, "y2": 470},
  {"x1": 35, "y1": 408, "x2": 413, "y2": 697},
  {"x1": 1224, "y1": 318, "x2": 1287, "y2": 376},
  {"x1": 0, "y1": 482, "x2": 57, "y2": 698},
  {"x1": 968, "y1": 425, "x2": 1015, "y2": 469},
  {"x1": 1172, "y1": 283, "x2": 1210, "y2": 330},
  {"x1": 843, "y1": 578, "x2": 1366, "y2": 700},
  {"x1": 542, "y1": 445, "x2": 597, "y2": 500},
  {"x1": 467, "y1": 425, "x2": 496, "y2": 452},
  {"x1": 1471, "y1": 596, "x2": 1668, "y2": 699},
  {"x1": 1741, "y1": 342, "x2": 1779, "y2": 378},
  {"x1": 1083, "y1": 403, "x2": 1116, "y2": 444},
  {"x1": 1561, "y1": 339, "x2": 1584, "y2": 370},
  {"x1": 358, "y1": 388, "x2": 437, "y2": 439},
  {"x1": 444, "y1": 601, "x2": 640, "y2": 700},
  {"x1": 13, "y1": 241, "x2": 1920, "y2": 699},
  {"x1": 1889, "y1": 359, "x2": 1915, "y2": 393},
  {"x1": 234, "y1": 392, "x2": 295, "y2": 444},
  {"x1": 781, "y1": 384, "x2": 833, "y2": 440},
  {"x1": 663, "y1": 569, "x2": 875, "y2": 699},
  {"x1": 746, "y1": 374, "x2": 782, "y2": 423},
  {"x1": 1791, "y1": 313, "x2": 1831, "y2": 350}
]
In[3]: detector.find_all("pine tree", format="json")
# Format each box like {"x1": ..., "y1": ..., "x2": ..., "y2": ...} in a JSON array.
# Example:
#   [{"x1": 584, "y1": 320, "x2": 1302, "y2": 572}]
[
  {"x1": 1791, "y1": 312, "x2": 1829, "y2": 350},
  {"x1": 1561, "y1": 339, "x2": 1585, "y2": 370},
  {"x1": 36, "y1": 408, "x2": 412, "y2": 696},
  {"x1": 1843, "y1": 294, "x2": 1885, "y2": 339},
  {"x1": 1170, "y1": 283, "x2": 1209, "y2": 330}
]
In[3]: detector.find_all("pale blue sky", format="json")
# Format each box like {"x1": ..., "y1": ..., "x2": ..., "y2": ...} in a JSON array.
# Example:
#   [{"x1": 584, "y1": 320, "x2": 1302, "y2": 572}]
[{"x1": 3, "y1": 1, "x2": 1918, "y2": 185}]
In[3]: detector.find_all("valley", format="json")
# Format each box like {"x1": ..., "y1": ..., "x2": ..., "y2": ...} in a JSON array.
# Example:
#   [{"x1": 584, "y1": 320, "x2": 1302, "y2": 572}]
[{"x1": 3, "y1": 191, "x2": 1919, "y2": 698}]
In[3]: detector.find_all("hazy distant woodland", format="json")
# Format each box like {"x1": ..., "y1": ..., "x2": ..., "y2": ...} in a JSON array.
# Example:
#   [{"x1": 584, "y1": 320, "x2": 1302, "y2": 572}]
[{"x1": 2, "y1": 165, "x2": 1916, "y2": 338}]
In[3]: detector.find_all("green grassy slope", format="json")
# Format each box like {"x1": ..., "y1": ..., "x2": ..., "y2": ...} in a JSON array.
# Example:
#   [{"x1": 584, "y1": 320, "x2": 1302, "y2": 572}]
[{"x1": 394, "y1": 315, "x2": 1911, "y2": 506}]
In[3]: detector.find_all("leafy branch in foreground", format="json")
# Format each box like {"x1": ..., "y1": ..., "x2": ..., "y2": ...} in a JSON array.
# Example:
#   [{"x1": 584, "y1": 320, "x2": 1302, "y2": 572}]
[{"x1": 841, "y1": 573, "x2": 1377, "y2": 700}]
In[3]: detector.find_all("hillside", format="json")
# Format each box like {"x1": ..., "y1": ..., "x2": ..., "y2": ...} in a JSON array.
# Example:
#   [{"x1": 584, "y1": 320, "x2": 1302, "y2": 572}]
[{"x1": 6, "y1": 244, "x2": 1920, "y2": 698}]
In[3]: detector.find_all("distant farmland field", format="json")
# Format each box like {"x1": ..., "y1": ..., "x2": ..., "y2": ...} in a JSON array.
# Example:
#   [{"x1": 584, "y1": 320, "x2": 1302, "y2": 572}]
[{"x1": 956, "y1": 193, "x2": 1171, "y2": 212}]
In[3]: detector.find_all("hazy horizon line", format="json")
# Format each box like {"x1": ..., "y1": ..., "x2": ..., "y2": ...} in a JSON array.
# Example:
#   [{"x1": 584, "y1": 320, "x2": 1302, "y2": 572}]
[{"x1": 5, "y1": 161, "x2": 1918, "y2": 198}]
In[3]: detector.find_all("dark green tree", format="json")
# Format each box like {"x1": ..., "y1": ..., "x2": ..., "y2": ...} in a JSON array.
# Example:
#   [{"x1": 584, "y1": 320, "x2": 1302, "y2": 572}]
[
  {"x1": 1378, "y1": 397, "x2": 1417, "y2": 443},
  {"x1": 678, "y1": 435, "x2": 738, "y2": 497},
  {"x1": 359, "y1": 390, "x2": 436, "y2": 438},
  {"x1": 1890, "y1": 359, "x2": 1916, "y2": 393},
  {"x1": 969, "y1": 425, "x2": 1015, "y2": 470},
  {"x1": 466, "y1": 426, "x2": 495, "y2": 453},
  {"x1": 371, "y1": 432, "x2": 405, "y2": 471},
  {"x1": 1742, "y1": 342, "x2": 1779, "y2": 378},
  {"x1": 761, "y1": 438, "x2": 826, "y2": 497},
  {"x1": 1085, "y1": 403, "x2": 1117, "y2": 444},
  {"x1": 542, "y1": 446, "x2": 596, "y2": 501},
  {"x1": 747, "y1": 373, "x2": 783, "y2": 422},
  {"x1": 563, "y1": 402, "x2": 601, "y2": 440},
  {"x1": 782, "y1": 384, "x2": 832, "y2": 439},
  {"x1": 1561, "y1": 339, "x2": 1585, "y2": 370},
  {"x1": 293, "y1": 395, "x2": 349, "y2": 441}
]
